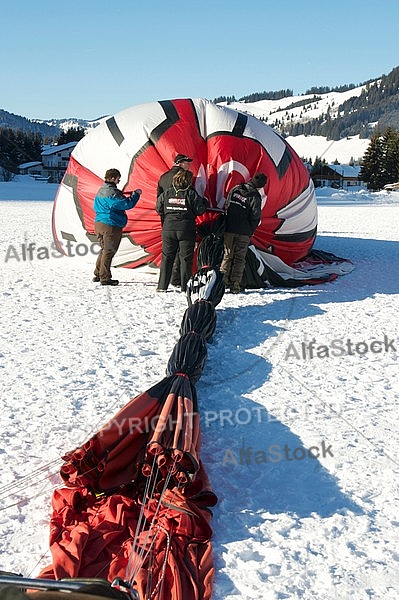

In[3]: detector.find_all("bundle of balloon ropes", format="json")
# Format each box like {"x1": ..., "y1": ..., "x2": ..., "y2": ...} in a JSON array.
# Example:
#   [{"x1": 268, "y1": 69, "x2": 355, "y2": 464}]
[{"x1": 0, "y1": 215, "x2": 226, "y2": 600}]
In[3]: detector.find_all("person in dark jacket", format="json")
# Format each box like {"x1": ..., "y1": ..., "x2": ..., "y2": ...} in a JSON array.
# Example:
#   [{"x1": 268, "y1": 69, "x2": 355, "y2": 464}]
[
  {"x1": 157, "y1": 153, "x2": 193, "y2": 197},
  {"x1": 220, "y1": 172, "x2": 267, "y2": 293},
  {"x1": 157, "y1": 153, "x2": 193, "y2": 287},
  {"x1": 93, "y1": 168, "x2": 141, "y2": 286},
  {"x1": 156, "y1": 169, "x2": 207, "y2": 293}
]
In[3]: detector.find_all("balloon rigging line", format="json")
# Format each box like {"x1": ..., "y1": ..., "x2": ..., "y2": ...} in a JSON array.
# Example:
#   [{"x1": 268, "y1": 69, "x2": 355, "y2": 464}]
[
  {"x1": 127, "y1": 457, "x2": 178, "y2": 586},
  {"x1": 0, "y1": 389, "x2": 133, "y2": 510},
  {"x1": 0, "y1": 459, "x2": 62, "y2": 506},
  {"x1": 125, "y1": 452, "x2": 159, "y2": 582}
]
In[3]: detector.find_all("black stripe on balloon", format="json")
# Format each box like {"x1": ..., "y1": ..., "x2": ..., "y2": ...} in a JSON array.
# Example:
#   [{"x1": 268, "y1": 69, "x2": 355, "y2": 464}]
[
  {"x1": 106, "y1": 117, "x2": 125, "y2": 146},
  {"x1": 60, "y1": 231, "x2": 76, "y2": 242},
  {"x1": 63, "y1": 173, "x2": 76, "y2": 188},
  {"x1": 149, "y1": 100, "x2": 180, "y2": 145},
  {"x1": 275, "y1": 146, "x2": 292, "y2": 179},
  {"x1": 231, "y1": 112, "x2": 248, "y2": 137},
  {"x1": 205, "y1": 127, "x2": 292, "y2": 180},
  {"x1": 274, "y1": 226, "x2": 317, "y2": 242},
  {"x1": 58, "y1": 173, "x2": 86, "y2": 234},
  {"x1": 52, "y1": 172, "x2": 95, "y2": 253}
]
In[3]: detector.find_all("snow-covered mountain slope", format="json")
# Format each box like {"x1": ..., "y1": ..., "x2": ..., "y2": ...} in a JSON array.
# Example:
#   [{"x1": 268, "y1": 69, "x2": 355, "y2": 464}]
[
  {"x1": 221, "y1": 84, "x2": 372, "y2": 162},
  {"x1": 223, "y1": 85, "x2": 367, "y2": 129}
]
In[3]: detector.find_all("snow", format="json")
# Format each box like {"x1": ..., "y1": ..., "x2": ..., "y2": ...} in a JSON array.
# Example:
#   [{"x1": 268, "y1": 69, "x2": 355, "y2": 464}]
[
  {"x1": 224, "y1": 86, "x2": 367, "y2": 126},
  {"x1": 0, "y1": 179, "x2": 399, "y2": 600},
  {"x1": 41, "y1": 142, "x2": 78, "y2": 156},
  {"x1": 18, "y1": 162, "x2": 42, "y2": 170},
  {"x1": 324, "y1": 164, "x2": 361, "y2": 178},
  {"x1": 0, "y1": 176, "x2": 58, "y2": 201},
  {"x1": 222, "y1": 86, "x2": 373, "y2": 163},
  {"x1": 286, "y1": 134, "x2": 370, "y2": 164}
]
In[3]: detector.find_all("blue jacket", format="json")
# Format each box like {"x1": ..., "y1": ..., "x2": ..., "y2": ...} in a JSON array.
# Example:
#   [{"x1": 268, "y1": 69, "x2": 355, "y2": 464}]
[{"x1": 94, "y1": 181, "x2": 140, "y2": 228}]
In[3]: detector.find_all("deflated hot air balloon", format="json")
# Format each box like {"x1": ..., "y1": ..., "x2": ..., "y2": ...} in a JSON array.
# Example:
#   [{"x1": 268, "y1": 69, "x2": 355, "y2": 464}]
[
  {"x1": 0, "y1": 101, "x2": 353, "y2": 600},
  {"x1": 52, "y1": 98, "x2": 317, "y2": 269}
]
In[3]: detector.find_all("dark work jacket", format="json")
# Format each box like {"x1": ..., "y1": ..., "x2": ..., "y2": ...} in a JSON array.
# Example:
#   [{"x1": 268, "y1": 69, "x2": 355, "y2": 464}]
[
  {"x1": 157, "y1": 166, "x2": 182, "y2": 197},
  {"x1": 224, "y1": 182, "x2": 262, "y2": 236},
  {"x1": 156, "y1": 185, "x2": 207, "y2": 232}
]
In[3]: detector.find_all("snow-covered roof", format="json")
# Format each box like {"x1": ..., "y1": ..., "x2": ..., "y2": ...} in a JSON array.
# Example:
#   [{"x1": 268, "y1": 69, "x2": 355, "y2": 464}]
[
  {"x1": 327, "y1": 164, "x2": 361, "y2": 177},
  {"x1": 18, "y1": 161, "x2": 42, "y2": 168},
  {"x1": 41, "y1": 141, "x2": 77, "y2": 156}
]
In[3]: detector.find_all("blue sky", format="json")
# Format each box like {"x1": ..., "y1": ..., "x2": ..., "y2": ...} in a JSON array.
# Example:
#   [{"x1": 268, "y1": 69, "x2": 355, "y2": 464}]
[{"x1": 2, "y1": 0, "x2": 398, "y2": 121}]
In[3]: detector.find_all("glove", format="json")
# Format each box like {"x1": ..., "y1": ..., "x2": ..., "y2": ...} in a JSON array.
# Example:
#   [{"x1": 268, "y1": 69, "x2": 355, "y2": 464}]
[{"x1": 133, "y1": 189, "x2": 142, "y2": 195}]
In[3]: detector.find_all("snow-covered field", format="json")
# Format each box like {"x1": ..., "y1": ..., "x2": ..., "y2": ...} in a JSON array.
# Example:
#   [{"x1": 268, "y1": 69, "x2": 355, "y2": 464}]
[{"x1": 0, "y1": 180, "x2": 398, "y2": 599}]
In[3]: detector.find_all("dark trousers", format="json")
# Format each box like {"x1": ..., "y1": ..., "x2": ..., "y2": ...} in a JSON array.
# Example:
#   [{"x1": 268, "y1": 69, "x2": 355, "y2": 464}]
[
  {"x1": 94, "y1": 222, "x2": 122, "y2": 282},
  {"x1": 220, "y1": 232, "x2": 250, "y2": 285},
  {"x1": 158, "y1": 228, "x2": 196, "y2": 291},
  {"x1": 170, "y1": 256, "x2": 181, "y2": 286}
]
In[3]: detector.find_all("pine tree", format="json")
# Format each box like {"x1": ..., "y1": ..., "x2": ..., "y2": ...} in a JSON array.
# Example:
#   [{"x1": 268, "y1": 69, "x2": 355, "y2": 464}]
[
  {"x1": 360, "y1": 128, "x2": 399, "y2": 189},
  {"x1": 360, "y1": 131, "x2": 385, "y2": 190},
  {"x1": 0, "y1": 128, "x2": 43, "y2": 172},
  {"x1": 56, "y1": 127, "x2": 85, "y2": 145},
  {"x1": 382, "y1": 128, "x2": 399, "y2": 185}
]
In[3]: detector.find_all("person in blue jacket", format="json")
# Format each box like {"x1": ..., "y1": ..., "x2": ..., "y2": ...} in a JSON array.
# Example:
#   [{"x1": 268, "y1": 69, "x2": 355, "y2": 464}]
[{"x1": 93, "y1": 168, "x2": 141, "y2": 286}]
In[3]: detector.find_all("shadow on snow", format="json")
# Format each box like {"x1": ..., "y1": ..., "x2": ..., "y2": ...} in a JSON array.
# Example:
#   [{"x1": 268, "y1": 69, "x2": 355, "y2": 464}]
[{"x1": 192, "y1": 232, "x2": 399, "y2": 581}]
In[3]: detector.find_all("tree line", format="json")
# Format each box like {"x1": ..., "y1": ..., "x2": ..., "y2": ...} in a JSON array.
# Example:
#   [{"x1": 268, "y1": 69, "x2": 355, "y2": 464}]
[
  {"x1": 213, "y1": 89, "x2": 294, "y2": 104},
  {"x1": 304, "y1": 84, "x2": 357, "y2": 95},
  {"x1": 213, "y1": 84, "x2": 359, "y2": 105},
  {"x1": 0, "y1": 128, "x2": 43, "y2": 173}
]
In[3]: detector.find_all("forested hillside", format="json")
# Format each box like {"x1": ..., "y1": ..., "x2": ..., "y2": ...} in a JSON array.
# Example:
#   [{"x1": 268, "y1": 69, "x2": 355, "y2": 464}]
[
  {"x1": 282, "y1": 67, "x2": 399, "y2": 139},
  {"x1": 215, "y1": 67, "x2": 399, "y2": 141},
  {"x1": 0, "y1": 109, "x2": 60, "y2": 138}
]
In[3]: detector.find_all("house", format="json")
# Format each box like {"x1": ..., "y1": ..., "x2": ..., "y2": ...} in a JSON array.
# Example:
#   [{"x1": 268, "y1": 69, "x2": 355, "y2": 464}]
[
  {"x1": 18, "y1": 161, "x2": 43, "y2": 177},
  {"x1": 311, "y1": 164, "x2": 366, "y2": 190},
  {"x1": 41, "y1": 141, "x2": 77, "y2": 183},
  {"x1": 18, "y1": 141, "x2": 77, "y2": 183}
]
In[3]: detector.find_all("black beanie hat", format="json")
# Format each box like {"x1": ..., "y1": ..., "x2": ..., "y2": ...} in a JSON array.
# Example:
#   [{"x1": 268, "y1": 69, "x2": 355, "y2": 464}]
[
  {"x1": 174, "y1": 154, "x2": 193, "y2": 164},
  {"x1": 250, "y1": 173, "x2": 267, "y2": 188}
]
